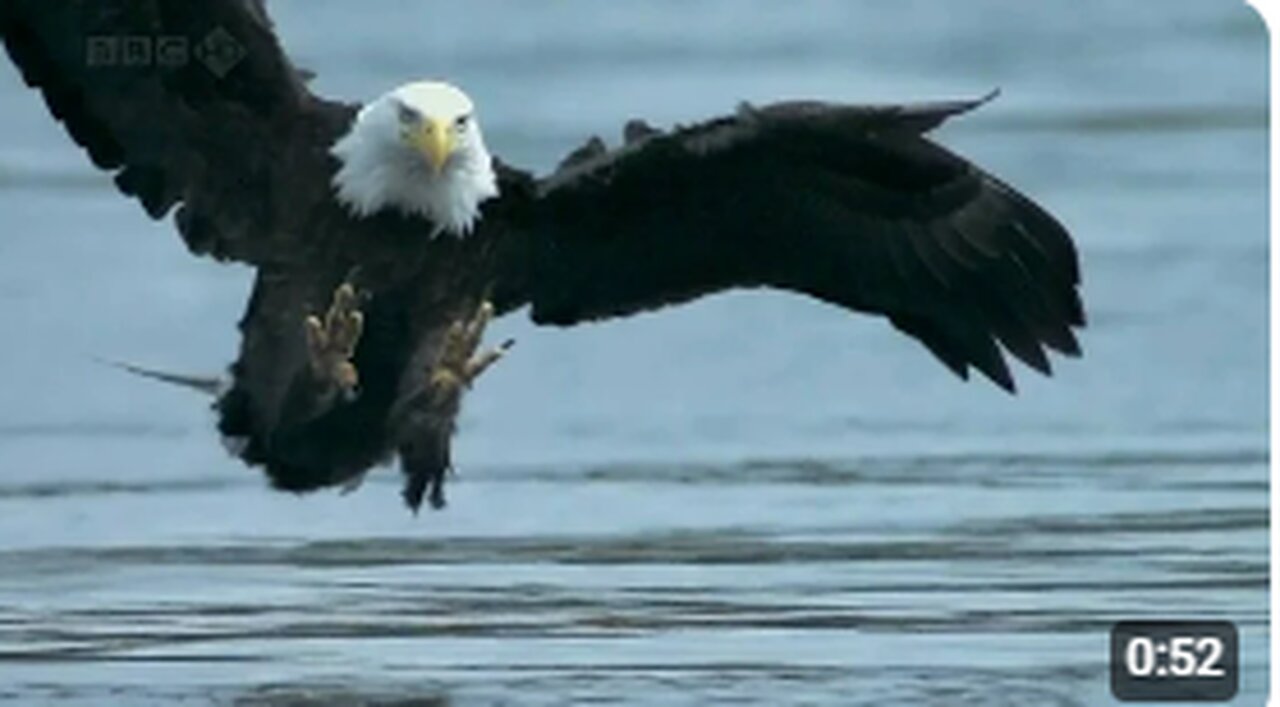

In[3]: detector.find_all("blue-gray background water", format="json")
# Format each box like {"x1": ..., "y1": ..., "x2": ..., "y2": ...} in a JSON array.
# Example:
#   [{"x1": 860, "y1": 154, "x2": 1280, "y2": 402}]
[{"x1": 0, "y1": 1, "x2": 1268, "y2": 704}]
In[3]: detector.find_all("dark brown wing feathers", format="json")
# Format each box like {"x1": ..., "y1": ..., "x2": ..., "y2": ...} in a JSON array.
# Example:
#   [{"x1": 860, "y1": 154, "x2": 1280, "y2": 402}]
[
  {"x1": 0, "y1": 0, "x2": 346, "y2": 263},
  {"x1": 494, "y1": 91, "x2": 1083, "y2": 392}
]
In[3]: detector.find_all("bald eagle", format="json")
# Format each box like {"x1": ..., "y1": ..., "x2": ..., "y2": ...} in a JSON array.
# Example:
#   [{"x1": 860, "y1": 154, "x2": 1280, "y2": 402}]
[{"x1": 2, "y1": 0, "x2": 1084, "y2": 511}]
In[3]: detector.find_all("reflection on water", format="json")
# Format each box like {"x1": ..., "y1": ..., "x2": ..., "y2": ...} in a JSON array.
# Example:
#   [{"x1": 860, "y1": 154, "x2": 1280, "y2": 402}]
[{"x1": 0, "y1": 0, "x2": 1268, "y2": 704}]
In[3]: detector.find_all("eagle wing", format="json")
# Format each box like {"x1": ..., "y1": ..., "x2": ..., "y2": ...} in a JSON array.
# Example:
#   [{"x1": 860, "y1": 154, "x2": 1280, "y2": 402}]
[
  {"x1": 0, "y1": 0, "x2": 349, "y2": 264},
  {"x1": 491, "y1": 93, "x2": 1084, "y2": 392}
]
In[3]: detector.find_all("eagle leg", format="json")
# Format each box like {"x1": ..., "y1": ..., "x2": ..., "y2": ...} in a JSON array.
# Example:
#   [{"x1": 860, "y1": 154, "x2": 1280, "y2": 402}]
[
  {"x1": 398, "y1": 301, "x2": 513, "y2": 512},
  {"x1": 303, "y1": 282, "x2": 364, "y2": 399}
]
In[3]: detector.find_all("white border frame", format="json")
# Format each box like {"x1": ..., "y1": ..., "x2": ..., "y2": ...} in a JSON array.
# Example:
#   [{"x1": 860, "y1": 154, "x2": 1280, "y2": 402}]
[{"x1": 1246, "y1": 1, "x2": 1277, "y2": 704}]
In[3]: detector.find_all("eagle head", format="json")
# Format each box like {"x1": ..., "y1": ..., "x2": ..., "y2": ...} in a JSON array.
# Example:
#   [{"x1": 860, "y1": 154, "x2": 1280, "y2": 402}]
[{"x1": 331, "y1": 81, "x2": 499, "y2": 236}]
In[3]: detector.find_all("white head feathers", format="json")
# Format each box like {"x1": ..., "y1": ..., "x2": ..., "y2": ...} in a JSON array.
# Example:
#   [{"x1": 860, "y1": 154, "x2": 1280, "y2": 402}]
[{"x1": 330, "y1": 81, "x2": 499, "y2": 236}]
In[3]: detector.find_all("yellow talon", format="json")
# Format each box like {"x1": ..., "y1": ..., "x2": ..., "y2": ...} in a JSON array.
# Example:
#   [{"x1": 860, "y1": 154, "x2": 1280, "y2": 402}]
[
  {"x1": 306, "y1": 283, "x2": 364, "y2": 394},
  {"x1": 429, "y1": 301, "x2": 513, "y2": 394}
]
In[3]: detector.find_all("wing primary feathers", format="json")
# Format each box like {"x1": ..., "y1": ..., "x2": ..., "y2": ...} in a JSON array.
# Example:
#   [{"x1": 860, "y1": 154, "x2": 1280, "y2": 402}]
[
  {"x1": 2, "y1": 0, "x2": 348, "y2": 265},
  {"x1": 446, "y1": 72, "x2": 1091, "y2": 397},
  {"x1": 890, "y1": 315, "x2": 971, "y2": 381},
  {"x1": 501, "y1": 93, "x2": 1083, "y2": 392},
  {"x1": 903, "y1": 222, "x2": 960, "y2": 290}
]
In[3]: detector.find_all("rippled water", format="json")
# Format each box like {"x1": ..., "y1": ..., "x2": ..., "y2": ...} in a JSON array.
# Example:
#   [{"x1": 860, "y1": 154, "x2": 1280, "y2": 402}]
[{"x1": 0, "y1": 1, "x2": 1268, "y2": 704}]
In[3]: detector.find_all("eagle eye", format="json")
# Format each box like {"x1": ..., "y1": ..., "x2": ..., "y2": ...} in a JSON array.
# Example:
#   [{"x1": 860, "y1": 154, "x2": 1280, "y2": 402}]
[
  {"x1": 455, "y1": 114, "x2": 471, "y2": 129},
  {"x1": 396, "y1": 101, "x2": 421, "y2": 124}
]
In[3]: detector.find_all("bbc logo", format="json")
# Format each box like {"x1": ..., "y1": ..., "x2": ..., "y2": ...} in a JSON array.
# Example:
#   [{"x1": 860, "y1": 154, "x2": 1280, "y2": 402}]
[
  {"x1": 85, "y1": 27, "x2": 245, "y2": 77},
  {"x1": 86, "y1": 35, "x2": 187, "y2": 69}
]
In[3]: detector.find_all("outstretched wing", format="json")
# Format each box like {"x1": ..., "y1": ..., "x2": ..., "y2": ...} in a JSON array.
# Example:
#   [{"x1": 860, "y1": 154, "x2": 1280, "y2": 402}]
[
  {"x1": 0, "y1": 0, "x2": 351, "y2": 264},
  {"x1": 491, "y1": 93, "x2": 1084, "y2": 392}
]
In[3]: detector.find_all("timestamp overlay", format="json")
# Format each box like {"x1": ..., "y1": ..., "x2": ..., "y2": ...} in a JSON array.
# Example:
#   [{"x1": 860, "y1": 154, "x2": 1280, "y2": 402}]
[{"x1": 1111, "y1": 621, "x2": 1239, "y2": 701}]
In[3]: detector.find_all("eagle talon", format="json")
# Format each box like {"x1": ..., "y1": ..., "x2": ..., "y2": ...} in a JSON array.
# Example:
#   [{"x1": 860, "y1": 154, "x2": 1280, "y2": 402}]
[
  {"x1": 429, "y1": 301, "x2": 511, "y2": 397},
  {"x1": 305, "y1": 282, "x2": 364, "y2": 396},
  {"x1": 466, "y1": 337, "x2": 515, "y2": 384}
]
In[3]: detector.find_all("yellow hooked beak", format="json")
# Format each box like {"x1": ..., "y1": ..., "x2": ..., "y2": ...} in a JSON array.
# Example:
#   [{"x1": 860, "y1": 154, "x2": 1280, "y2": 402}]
[{"x1": 413, "y1": 117, "x2": 456, "y2": 173}]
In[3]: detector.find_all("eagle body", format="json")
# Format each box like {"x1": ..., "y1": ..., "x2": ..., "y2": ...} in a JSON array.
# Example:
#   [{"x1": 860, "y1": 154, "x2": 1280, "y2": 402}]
[
  {"x1": 2, "y1": 0, "x2": 1085, "y2": 511},
  {"x1": 211, "y1": 107, "x2": 526, "y2": 505}
]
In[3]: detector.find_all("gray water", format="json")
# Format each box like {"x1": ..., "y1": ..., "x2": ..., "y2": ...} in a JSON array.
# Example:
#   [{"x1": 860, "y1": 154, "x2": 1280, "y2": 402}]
[{"x1": 0, "y1": 1, "x2": 1268, "y2": 704}]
